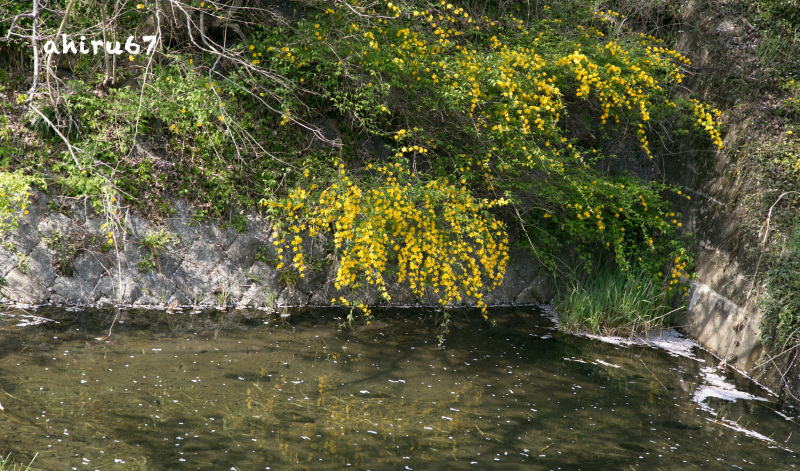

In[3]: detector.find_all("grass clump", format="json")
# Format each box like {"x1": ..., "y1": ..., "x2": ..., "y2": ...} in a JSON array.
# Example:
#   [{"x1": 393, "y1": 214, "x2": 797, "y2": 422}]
[
  {"x1": 0, "y1": 453, "x2": 36, "y2": 471},
  {"x1": 136, "y1": 229, "x2": 177, "y2": 273},
  {"x1": 557, "y1": 265, "x2": 678, "y2": 336}
]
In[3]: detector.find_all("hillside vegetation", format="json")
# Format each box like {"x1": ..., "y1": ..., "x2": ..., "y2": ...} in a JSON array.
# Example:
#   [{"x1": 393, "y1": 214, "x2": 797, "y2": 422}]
[{"x1": 0, "y1": 0, "x2": 766, "y2": 335}]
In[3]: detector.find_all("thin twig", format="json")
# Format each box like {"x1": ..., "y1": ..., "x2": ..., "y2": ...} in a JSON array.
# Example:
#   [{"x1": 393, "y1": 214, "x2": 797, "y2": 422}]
[
  {"x1": 27, "y1": 0, "x2": 40, "y2": 102},
  {"x1": 28, "y1": 105, "x2": 82, "y2": 170},
  {"x1": 45, "y1": 0, "x2": 77, "y2": 98},
  {"x1": 744, "y1": 191, "x2": 800, "y2": 310}
]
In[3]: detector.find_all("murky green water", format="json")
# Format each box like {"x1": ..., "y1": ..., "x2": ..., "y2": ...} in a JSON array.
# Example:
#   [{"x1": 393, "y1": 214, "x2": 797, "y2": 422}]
[{"x1": 0, "y1": 307, "x2": 797, "y2": 470}]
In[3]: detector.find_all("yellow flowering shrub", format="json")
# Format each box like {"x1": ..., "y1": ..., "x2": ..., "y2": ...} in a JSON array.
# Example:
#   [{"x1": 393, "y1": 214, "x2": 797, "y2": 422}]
[
  {"x1": 0, "y1": 170, "x2": 43, "y2": 237},
  {"x1": 26, "y1": 0, "x2": 722, "y2": 327},
  {"x1": 273, "y1": 159, "x2": 509, "y2": 316},
  {"x1": 252, "y1": 0, "x2": 718, "y2": 318}
]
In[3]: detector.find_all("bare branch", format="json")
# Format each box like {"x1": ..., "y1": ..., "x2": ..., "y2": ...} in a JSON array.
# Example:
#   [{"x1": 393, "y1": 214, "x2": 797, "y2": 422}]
[
  {"x1": 28, "y1": 104, "x2": 82, "y2": 170},
  {"x1": 27, "y1": 0, "x2": 40, "y2": 102},
  {"x1": 45, "y1": 0, "x2": 77, "y2": 98}
]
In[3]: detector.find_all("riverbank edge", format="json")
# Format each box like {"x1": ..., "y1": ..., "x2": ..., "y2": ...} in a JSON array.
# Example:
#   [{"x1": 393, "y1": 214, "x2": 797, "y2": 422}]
[
  {"x1": 1, "y1": 187, "x2": 794, "y2": 405},
  {"x1": 0, "y1": 189, "x2": 556, "y2": 311}
]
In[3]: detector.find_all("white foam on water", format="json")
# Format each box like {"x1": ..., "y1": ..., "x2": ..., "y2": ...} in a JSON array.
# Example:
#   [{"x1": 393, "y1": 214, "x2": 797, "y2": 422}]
[
  {"x1": 576, "y1": 328, "x2": 704, "y2": 361},
  {"x1": 706, "y1": 417, "x2": 778, "y2": 444},
  {"x1": 564, "y1": 322, "x2": 793, "y2": 451},
  {"x1": 690, "y1": 366, "x2": 796, "y2": 452},
  {"x1": 562, "y1": 356, "x2": 589, "y2": 364},
  {"x1": 642, "y1": 329, "x2": 701, "y2": 359},
  {"x1": 16, "y1": 314, "x2": 58, "y2": 327},
  {"x1": 693, "y1": 366, "x2": 767, "y2": 404}
]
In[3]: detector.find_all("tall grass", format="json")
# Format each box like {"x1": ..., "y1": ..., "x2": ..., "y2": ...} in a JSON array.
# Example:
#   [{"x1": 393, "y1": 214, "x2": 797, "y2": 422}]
[
  {"x1": 0, "y1": 453, "x2": 36, "y2": 471},
  {"x1": 556, "y1": 266, "x2": 677, "y2": 336}
]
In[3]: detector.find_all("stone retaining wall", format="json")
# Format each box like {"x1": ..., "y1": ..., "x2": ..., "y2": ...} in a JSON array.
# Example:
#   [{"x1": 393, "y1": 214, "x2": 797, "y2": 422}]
[{"x1": 0, "y1": 190, "x2": 555, "y2": 309}]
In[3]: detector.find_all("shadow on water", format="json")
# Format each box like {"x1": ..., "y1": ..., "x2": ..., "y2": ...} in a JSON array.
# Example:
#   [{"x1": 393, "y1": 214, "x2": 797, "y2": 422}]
[{"x1": 0, "y1": 305, "x2": 797, "y2": 470}]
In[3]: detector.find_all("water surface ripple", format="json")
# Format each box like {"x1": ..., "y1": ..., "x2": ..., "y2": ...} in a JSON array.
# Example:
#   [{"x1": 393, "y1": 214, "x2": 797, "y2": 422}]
[{"x1": 0, "y1": 307, "x2": 797, "y2": 470}]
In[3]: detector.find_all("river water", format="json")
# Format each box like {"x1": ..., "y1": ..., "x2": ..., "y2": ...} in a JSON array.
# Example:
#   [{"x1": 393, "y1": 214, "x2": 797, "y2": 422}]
[{"x1": 0, "y1": 306, "x2": 797, "y2": 470}]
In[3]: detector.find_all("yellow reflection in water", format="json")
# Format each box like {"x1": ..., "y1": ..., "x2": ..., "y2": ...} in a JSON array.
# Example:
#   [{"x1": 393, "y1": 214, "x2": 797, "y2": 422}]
[{"x1": 244, "y1": 372, "x2": 483, "y2": 466}]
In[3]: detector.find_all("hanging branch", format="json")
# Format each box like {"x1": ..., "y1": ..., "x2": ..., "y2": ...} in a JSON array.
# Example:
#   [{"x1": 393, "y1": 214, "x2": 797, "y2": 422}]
[
  {"x1": 111, "y1": 1, "x2": 120, "y2": 86},
  {"x1": 28, "y1": 0, "x2": 40, "y2": 102},
  {"x1": 45, "y1": 0, "x2": 77, "y2": 99},
  {"x1": 100, "y1": 0, "x2": 112, "y2": 87}
]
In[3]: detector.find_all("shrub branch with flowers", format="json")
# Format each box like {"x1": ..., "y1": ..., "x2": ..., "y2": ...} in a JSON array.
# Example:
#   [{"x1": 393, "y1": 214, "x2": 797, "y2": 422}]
[
  {"x1": 274, "y1": 158, "x2": 509, "y2": 321},
  {"x1": 0, "y1": 170, "x2": 43, "y2": 238},
  {"x1": 249, "y1": 0, "x2": 720, "y2": 327},
  {"x1": 2, "y1": 0, "x2": 724, "y2": 333}
]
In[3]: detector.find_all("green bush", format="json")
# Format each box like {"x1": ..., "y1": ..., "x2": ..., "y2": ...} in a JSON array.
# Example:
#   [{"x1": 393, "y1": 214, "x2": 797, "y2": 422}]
[
  {"x1": 761, "y1": 221, "x2": 800, "y2": 348},
  {"x1": 1, "y1": 0, "x2": 726, "y2": 331},
  {"x1": 0, "y1": 170, "x2": 43, "y2": 236}
]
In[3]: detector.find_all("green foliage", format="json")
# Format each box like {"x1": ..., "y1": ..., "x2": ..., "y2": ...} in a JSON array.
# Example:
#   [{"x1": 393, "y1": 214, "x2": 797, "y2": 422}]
[
  {"x1": 16, "y1": 252, "x2": 29, "y2": 274},
  {"x1": 781, "y1": 80, "x2": 800, "y2": 119},
  {"x1": 752, "y1": 0, "x2": 800, "y2": 29},
  {"x1": 0, "y1": 0, "x2": 726, "y2": 332},
  {"x1": 55, "y1": 172, "x2": 106, "y2": 198},
  {"x1": 278, "y1": 269, "x2": 299, "y2": 287},
  {"x1": 0, "y1": 452, "x2": 36, "y2": 471},
  {"x1": 260, "y1": 0, "x2": 711, "y2": 316},
  {"x1": 140, "y1": 229, "x2": 177, "y2": 251},
  {"x1": 0, "y1": 114, "x2": 15, "y2": 169},
  {"x1": 738, "y1": 132, "x2": 800, "y2": 259},
  {"x1": 44, "y1": 231, "x2": 72, "y2": 276},
  {"x1": 557, "y1": 263, "x2": 683, "y2": 335},
  {"x1": 28, "y1": 103, "x2": 82, "y2": 141},
  {"x1": 256, "y1": 245, "x2": 281, "y2": 266},
  {"x1": 0, "y1": 170, "x2": 43, "y2": 236},
  {"x1": 760, "y1": 221, "x2": 800, "y2": 349},
  {"x1": 52, "y1": 58, "x2": 293, "y2": 220},
  {"x1": 137, "y1": 229, "x2": 177, "y2": 273},
  {"x1": 44, "y1": 230, "x2": 95, "y2": 277}
]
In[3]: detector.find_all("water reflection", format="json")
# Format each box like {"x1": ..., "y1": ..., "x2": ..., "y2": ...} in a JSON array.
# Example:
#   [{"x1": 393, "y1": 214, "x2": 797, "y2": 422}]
[{"x1": 0, "y1": 307, "x2": 797, "y2": 470}]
